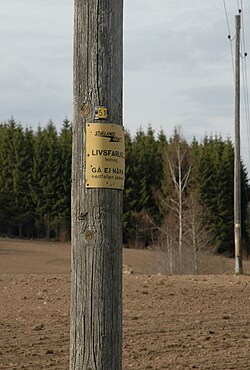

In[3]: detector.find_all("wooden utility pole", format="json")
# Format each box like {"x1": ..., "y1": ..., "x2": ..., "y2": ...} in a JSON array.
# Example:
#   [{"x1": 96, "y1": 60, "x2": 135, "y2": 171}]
[
  {"x1": 70, "y1": 1, "x2": 124, "y2": 369},
  {"x1": 234, "y1": 14, "x2": 243, "y2": 274}
]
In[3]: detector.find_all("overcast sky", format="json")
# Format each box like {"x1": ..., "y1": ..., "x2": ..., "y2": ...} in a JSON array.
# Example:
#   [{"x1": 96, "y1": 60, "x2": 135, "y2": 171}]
[{"x1": 1, "y1": 1, "x2": 250, "y2": 169}]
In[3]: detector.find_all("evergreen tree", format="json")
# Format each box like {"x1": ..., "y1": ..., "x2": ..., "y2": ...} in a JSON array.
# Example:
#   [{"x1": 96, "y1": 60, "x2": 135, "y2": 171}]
[
  {"x1": 30, "y1": 125, "x2": 48, "y2": 237},
  {"x1": 123, "y1": 130, "x2": 137, "y2": 243},
  {"x1": 124, "y1": 126, "x2": 164, "y2": 246},
  {"x1": 240, "y1": 162, "x2": 250, "y2": 256},
  {"x1": 0, "y1": 119, "x2": 17, "y2": 235},
  {"x1": 56, "y1": 117, "x2": 72, "y2": 240},
  {"x1": 41, "y1": 120, "x2": 61, "y2": 238},
  {"x1": 194, "y1": 135, "x2": 249, "y2": 256},
  {"x1": 12, "y1": 125, "x2": 35, "y2": 237}
]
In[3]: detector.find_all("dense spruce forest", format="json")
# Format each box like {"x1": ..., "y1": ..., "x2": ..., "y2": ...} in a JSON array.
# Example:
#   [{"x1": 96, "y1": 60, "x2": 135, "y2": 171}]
[{"x1": 0, "y1": 118, "x2": 249, "y2": 260}]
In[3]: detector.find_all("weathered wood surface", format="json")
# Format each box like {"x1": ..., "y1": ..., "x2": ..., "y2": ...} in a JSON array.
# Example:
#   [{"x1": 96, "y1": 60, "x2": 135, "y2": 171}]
[
  {"x1": 234, "y1": 15, "x2": 243, "y2": 274},
  {"x1": 70, "y1": 1, "x2": 123, "y2": 369}
]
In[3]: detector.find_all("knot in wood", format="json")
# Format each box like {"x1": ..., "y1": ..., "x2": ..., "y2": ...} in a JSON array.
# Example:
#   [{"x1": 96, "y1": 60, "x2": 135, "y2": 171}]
[
  {"x1": 85, "y1": 228, "x2": 94, "y2": 243},
  {"x1": 81, "y1": 103, "x2": 90, "y2": 117},
  {"x1": 78, "y1": 211, "x2": 88, "y2": 220}
]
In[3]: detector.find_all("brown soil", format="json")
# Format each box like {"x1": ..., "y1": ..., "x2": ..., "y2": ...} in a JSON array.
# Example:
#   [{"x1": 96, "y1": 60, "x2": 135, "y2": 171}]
[{"x1": 0, "y1": 238, "x2": 249, "y2": 370}]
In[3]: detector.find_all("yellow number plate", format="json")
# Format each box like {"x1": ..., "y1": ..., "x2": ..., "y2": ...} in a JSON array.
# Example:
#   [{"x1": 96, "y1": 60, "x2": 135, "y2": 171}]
[{"x1": 96, "y1": 107, "x2": 108, "y2": 119}]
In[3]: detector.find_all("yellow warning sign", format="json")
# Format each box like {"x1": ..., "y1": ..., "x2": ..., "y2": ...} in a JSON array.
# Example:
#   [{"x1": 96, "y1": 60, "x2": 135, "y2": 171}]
[{"x1": 86, "y1": 123, "x2": 125, "y2": 189}]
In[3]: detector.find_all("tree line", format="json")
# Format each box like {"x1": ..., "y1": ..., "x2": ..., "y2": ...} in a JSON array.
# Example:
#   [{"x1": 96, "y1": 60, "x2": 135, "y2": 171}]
[
  {"x1": 0, "y1": 119, "x2": 249, "y2": 259},
  {"x1": 124, "y1": 126, "x2": 250, "y2": 260},
  {"x1": 0, "y1": 118, "x2": 71, "y2": 240}
]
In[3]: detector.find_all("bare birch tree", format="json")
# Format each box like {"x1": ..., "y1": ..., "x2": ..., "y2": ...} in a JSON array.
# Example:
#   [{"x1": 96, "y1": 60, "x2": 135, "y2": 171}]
[
  {"x1": 184, "y1": 192, "x2": 214, "y2": 274},
  {"x1": 166, "y1": 127, "x2": 192, "y2": 269}
]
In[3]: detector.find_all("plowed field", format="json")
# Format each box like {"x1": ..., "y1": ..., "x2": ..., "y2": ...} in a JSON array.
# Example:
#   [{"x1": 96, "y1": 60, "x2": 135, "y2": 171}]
[{"x1": 0, "y1": 238, "x2": 249, "y2": 369}]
